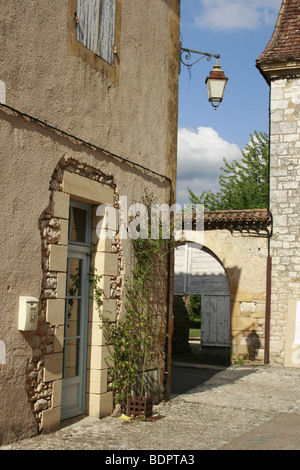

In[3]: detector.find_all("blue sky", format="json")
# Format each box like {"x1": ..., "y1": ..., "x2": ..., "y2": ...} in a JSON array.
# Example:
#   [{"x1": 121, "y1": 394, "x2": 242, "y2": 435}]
[{"x1": 176, "y1": 0, "x2": 282, "y2": 207}]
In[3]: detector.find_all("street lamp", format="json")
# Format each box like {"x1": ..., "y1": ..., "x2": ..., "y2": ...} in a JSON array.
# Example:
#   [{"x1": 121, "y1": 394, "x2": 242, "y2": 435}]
[{"x1": 180, "y1": 47, "x2": 228, "y2": 110}]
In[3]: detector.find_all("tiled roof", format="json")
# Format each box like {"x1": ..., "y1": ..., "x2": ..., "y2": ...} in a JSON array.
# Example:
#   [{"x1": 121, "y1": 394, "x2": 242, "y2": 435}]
[
  {"x1": 178, "y1": 209, "x2": 271, "y2": 232},
  {"x1": 182, "y1": 209, "x2": 271, "y2": 232},
  {"x1": 202, "y1": 209, "x2": 271, "y2": 232},
  {"x1": 256, "y1": 0, "x2": 300, "y2": 67}
]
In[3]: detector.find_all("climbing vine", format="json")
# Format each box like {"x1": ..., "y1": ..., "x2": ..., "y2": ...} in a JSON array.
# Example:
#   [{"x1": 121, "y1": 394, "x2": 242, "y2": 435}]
[{"x1": 90, "y1": 192, "x2": 178, "y2": 411}]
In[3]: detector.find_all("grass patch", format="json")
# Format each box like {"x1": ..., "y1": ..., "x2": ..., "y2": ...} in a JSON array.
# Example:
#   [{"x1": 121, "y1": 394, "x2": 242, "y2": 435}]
[{"x1": 189, "y1": 328, "x2": 201, "y2": 338}]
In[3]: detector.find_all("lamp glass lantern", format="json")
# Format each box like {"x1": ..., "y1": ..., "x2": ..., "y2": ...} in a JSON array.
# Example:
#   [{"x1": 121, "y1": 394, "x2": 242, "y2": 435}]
[{"x1": 205, "y1": 60, "x2": 228, "y2": 109}]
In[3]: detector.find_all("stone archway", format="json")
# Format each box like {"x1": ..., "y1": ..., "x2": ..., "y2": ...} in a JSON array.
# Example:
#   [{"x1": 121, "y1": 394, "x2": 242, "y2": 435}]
[
  {"x1": 173, "y1": 241, "x2": 231, "y2": 366},
  {"x1": 172, "y1": 209, "x2": 270, "y2": 366}
]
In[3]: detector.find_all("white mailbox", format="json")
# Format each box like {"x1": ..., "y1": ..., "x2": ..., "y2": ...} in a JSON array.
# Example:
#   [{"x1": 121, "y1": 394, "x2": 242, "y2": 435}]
[{"x1": 18, "y1": 296, "x2": 39, "y2": 331}]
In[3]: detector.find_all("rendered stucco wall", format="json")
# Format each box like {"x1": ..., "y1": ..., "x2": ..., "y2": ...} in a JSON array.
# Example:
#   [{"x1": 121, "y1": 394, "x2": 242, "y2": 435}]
[
  {"x1": 0, "y1": 0, "x2": 180, "y2": 444},
  {"x1": 0, "y1": 0, "x2": 178, "y2": 176}
]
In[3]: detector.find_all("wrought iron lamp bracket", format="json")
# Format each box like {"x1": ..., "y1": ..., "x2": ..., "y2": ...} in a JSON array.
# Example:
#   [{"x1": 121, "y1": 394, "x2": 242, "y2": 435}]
[{"x1": 180, "y1": 47, "x2": 220, "y2": 68}]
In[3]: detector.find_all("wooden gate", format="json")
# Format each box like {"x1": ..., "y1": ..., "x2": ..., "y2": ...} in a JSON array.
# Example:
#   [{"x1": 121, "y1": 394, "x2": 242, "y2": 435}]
[{"x1": 201, "y1": 295, "x2": 231, "y2": 348}]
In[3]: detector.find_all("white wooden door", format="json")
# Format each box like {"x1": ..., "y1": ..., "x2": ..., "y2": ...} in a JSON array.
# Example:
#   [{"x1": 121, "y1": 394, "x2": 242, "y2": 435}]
[
  {"x1": 61, "y1": 201, "x2": 91, "y2": 420},
  {"x1": 201, "y1": 295, "x2": 231, "y2": 347}
]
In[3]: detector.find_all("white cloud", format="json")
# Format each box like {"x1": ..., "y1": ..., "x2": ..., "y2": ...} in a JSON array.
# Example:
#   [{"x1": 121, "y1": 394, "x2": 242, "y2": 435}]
[
  {"x1": 176, "y1": 126, "x2": 241, "y2": 206},
  {"x1": 195, "y1": 0, "x2": 282, "y2": 31}
]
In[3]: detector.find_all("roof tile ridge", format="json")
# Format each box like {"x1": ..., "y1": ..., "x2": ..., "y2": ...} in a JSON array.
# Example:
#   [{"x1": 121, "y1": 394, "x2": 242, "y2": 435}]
[{"x1": 256, "y1": 0, "x2": 287, "y2": 64}]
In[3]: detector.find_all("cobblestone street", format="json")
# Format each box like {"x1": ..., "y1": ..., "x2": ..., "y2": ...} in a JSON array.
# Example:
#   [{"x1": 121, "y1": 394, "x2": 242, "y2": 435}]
[{"x1": 1, "y1": 364, "x2": 300, "y2": 451}]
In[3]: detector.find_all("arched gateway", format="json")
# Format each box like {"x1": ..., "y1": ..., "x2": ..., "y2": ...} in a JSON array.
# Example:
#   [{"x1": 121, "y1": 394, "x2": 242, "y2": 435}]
[
  {"x1": 172, "y1": 209, "x2": 271, "y2": 366},
  {"x1": 174, "y1": 242, "x2": 231, "y2": 365}
]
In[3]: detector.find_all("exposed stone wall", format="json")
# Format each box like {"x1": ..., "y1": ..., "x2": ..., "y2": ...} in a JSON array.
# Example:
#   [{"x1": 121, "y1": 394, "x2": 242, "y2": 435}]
[
  {"x1": 269, "y1": 78, "x2": 300, "y2": 365},
  {"x1": 25, "y1": 157, "x2": 121, "y2": 431}
]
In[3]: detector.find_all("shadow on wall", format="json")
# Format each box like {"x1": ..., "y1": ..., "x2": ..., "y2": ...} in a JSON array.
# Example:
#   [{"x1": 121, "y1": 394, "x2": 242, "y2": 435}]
[
  {"x1": 227, "y1": 266, "x2": 263, "y2": 362},
  {"x1": 233, "y1": 330, "x2": 261, "y2": 362}
]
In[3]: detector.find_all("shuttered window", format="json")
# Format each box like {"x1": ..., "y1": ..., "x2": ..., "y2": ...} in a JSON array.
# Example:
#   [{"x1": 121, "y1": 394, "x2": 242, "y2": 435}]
[{"x1": 76, "y1": 0, "x2": 116, "y2": 65}]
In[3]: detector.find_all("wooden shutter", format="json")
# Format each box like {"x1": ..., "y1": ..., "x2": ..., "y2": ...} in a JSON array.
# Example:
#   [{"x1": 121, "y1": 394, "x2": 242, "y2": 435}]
[
  {"x1": 76, "y1": 0, "x2": 98, "y2": 53},
  {"x1": 76, "y1": 0, "x2": 116, "y2": 66},
  {"x1": 97, "y1": 0, "x2": 116, "y2": 65}
]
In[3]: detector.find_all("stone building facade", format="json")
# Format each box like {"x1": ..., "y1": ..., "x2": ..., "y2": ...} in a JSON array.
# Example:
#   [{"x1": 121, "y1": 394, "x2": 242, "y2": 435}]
[
  {"x1": 0, "y1": 0, "x2": 180, "y2": 445},
  {"x1": 256, "y1": 0, "x2": 300, "y2": 367}
]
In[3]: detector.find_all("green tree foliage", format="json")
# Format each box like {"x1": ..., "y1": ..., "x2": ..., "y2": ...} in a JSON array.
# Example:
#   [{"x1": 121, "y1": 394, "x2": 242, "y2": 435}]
[
  {"x1": 188, "y1": 131, "x2": 269, "y2": 211},
  {"x1": 189, "y1": 295, "x2": 201, "y2": 321}
]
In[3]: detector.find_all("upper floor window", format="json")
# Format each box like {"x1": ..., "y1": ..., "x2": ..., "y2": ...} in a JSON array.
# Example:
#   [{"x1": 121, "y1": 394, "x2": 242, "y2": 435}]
[{"x1": 69, "y1": 0, "x2": 121, "y2": 83}]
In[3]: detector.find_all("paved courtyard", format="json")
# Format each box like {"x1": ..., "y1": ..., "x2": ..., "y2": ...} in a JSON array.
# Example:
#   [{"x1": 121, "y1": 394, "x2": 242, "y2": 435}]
[{"x1": 1, "y1": 363, "x2": 300, "y2": 451}]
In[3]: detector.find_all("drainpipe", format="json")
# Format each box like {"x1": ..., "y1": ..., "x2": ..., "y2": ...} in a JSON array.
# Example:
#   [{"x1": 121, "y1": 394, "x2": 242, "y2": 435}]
[
  {"x1": 264, "y1": 253, "x2": 272, "y2": 364},
  {"x1": 164, "y1": 183, "x2": 174, "y2": 402},
  {"x1": 264, "y1": 86, "x2": 273, "y2": 365}
]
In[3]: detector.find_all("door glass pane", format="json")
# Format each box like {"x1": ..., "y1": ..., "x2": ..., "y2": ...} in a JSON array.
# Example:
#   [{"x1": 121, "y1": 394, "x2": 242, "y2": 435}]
[
  {"x1": 64, "y1": 338, "x2": 80, "y2": 378},
  {"x1": 69, "y1": 207, "x2": 87, "y2": 243},
  {"x1": 68, "y1": 258, "x2": 82, "y2": 297},
  {"x1": 67, "y1": 299, "x2": 81, "y2": 337}
]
